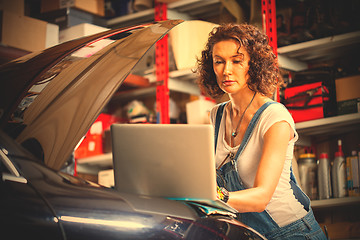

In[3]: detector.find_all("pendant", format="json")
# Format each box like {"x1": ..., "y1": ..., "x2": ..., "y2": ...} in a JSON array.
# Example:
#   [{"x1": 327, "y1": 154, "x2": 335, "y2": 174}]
[{"x1": 231, "y1": 131, "x2": 237, "y2": 138}]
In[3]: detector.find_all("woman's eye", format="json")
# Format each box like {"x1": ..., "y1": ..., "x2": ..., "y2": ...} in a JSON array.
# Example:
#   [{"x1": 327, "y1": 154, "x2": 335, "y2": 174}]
[{"x1": 214, "y1": 60, "x2": 224, "y2": 64}]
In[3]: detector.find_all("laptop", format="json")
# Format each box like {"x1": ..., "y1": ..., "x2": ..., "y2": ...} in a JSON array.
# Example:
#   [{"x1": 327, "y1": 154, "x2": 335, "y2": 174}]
[
  {"x1": 111, "y1": 123, "x2": 236, "y2": 213},
  {"x1": 111, "y1": 123, "x2": 216, "y2": 198}
]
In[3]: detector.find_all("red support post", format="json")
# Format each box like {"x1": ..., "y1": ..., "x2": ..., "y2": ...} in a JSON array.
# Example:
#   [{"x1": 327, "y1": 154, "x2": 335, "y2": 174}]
[
  {"x1": 155, "y1": 1, "x2": 169, "y2": 124},
  {"x1": 262, "y1": 0, "x2": 278, "y2": 55},
  {"x1": 262, "y1": 0, "x2": 280, "y2": 102}
]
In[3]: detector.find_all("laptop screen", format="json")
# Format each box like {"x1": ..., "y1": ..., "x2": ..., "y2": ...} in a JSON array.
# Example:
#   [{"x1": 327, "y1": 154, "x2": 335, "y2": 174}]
[{"x1": 111, "y1": 124, "x2": 217, "y2": 200}]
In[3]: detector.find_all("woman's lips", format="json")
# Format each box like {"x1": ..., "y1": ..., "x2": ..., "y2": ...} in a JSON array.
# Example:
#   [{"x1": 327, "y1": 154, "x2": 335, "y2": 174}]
[{"x1": 222, "y1": 80, "x2": 235, "y2": 86}]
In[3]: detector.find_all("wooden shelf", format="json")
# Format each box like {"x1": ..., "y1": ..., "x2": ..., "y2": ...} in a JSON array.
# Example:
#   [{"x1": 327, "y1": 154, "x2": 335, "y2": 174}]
[
  {"x1": 111, "y1": 69, "x2": 200, "y2": 102},
  {"x1": 278, "y1": 31, "x2": 360, "y2": 71},
  {"x1": 311, "y1": 196, "x2": 360, "y2": 209},
  {"x1": 296, "y1": 112, "x2": 360, "y2": 136}
]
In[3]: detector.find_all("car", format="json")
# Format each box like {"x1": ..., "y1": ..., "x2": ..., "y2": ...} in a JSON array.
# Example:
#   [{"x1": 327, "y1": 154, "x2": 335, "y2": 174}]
[{"x1": 0, "y1": 19, "x2": 265, "y2": 239}]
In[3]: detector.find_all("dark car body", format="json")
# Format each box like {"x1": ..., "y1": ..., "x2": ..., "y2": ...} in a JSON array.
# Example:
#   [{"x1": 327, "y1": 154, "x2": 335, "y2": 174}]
[
  {"x1": 0, "y1": 20, "x2": 265, "y2": 239},
  {"x1": 1, "y1": 130, "x2": 265, "y2": 239}
]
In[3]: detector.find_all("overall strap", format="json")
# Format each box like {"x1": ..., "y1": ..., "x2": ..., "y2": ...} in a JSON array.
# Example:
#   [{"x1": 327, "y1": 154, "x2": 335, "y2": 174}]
[
  {"x1": 214, "y1": 102, "x2": 228, "y2": 153},
  {"x1": 233, "y1": 101, "x2": 276, "y2": 163}
]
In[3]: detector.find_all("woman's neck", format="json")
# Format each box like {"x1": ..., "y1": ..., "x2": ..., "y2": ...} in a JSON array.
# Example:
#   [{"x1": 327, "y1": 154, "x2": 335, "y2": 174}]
[{"x1": 228, "y1": 88, "x2": 256, "y2": 115}]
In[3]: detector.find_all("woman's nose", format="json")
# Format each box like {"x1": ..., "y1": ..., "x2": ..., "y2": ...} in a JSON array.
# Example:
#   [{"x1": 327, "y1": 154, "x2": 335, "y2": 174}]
[{"x1": 224, "y1": 62, "x2": 232, "y2": 75}]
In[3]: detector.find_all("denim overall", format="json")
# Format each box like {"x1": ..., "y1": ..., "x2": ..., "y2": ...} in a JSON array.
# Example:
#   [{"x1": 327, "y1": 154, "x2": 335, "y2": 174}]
[{"x1": 215, "y1": 102, "x2": 327, "y2": 240}]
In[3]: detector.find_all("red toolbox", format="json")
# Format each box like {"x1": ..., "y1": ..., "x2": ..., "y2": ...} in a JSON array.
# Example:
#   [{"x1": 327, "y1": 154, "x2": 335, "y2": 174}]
[{"x1": 283, "y1": 69, "x2": 337, "y2": 123}]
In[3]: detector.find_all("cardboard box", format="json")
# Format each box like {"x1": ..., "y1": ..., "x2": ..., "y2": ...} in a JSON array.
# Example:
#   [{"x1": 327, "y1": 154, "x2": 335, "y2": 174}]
[
  {"x1": 98, "y1": 169, "x2": 114, "y2": 188},
  {"x1": 41, "y1": 0, "x2": 104, "y2": 17},
  {"x1": 0, "y1": 0, "x2": 24, "y2": 15},
  {"x1": 59, "y1": 23, "x2": 109, "y2": 43},
  {"x1": 40, "y1": 8, "x2": 95, "y2": 30},
  {"x1": 0, "y1": 10, "x2": 59, "y2": 52},
  {"x1": 336, "y1": 75, "x2": 360, "y2": 115},
  {"x1": 336, "y1": 75, "x2": 360, "y2": 102},
  {"x1": 186, "y1": 98, "x2": 215, "y2": 124},
  {"x1": 169, "y1": 20, "x2": 218, "y2": 70}
]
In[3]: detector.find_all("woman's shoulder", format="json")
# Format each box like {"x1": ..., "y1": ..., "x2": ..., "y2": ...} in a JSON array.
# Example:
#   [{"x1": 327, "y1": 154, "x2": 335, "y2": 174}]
[
  {"x1": 266, "y1": 101, "x2": 288, "y2": 112},
  {"x1": 255, "y1": 101, "x2": 296, "y2": 138},
  {"x1": 262, "y1": 101, "x2": 295, "y2": 125}
]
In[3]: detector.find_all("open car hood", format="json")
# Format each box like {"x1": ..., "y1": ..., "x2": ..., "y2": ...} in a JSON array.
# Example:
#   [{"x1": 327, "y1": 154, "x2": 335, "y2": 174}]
[{"x1": 0, "y1": 20, "x2": 183, "y2": 170}]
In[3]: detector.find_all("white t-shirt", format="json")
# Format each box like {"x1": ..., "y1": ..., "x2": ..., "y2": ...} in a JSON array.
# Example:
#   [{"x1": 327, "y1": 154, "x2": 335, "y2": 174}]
[{"x1": 210, "y1": 101, "x2": 308, "y2": 227}]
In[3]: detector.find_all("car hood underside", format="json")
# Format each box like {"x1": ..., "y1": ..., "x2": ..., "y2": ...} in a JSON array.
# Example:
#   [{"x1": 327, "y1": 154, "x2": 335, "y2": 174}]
[{"x1": 0, "y1": 20, "x2": 183, "y2": 170}]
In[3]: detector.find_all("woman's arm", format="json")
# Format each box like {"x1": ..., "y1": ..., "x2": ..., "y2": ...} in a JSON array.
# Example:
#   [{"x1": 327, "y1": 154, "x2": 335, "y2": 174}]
[{"x1": 227, "y1": 120, "x2": 292, "y2": 212}]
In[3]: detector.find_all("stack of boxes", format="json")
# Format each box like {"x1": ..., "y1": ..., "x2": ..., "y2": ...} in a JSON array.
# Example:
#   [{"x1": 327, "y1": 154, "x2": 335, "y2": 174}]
[
  {"x1": 0, "y1": 0, "x2": 106, "y2": 52},
  {"x1": 40, "y1": 0, "x2": 105, "y2": 30},
  {"x1": 0, "y1": 0, "x2": 110, "y2": 161},
  {"x1": 41, "y1": 0, "x2": 105, "y2": 17},
  {"x1": 0, "y1": 0, "x2": 59, "y2": 52}
]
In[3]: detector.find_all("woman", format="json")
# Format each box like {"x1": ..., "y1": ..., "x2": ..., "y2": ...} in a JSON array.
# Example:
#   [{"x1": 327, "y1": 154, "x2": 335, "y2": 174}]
[{"x1": 197, "y1": 23, "x2": 326, "y2": 239}]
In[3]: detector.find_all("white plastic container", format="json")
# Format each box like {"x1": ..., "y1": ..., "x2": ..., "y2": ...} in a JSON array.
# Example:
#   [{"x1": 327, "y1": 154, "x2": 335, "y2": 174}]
[
  {"x1": 332, "y1": 140, "x2": 347, "y2": 198},
  {"x1": 317, "y1": 153, "x2": 332, "y2": 199}
]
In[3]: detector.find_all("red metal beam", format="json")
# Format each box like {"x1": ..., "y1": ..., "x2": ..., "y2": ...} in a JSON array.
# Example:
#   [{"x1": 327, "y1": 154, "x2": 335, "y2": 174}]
[
  {"x1": 262, "y1": 0, "x2": 278, "y2": 56},
  {"x1": 155, "y1": 1, "x2": 169, "y2": 124},
  {"x1": 262, "y1": 0, "x2": 279, "y2": 102}
]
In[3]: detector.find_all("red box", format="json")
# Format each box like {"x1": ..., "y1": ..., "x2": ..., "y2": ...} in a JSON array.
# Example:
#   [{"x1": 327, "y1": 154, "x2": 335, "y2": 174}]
[
  {"x1": 75, "y1": 134, "x2": 102, "y2": 159},
  {"x1": 283, "y1": 69, "x2": 337, "y2": 123},
  {"x1": 74, "y1": 113, "x2": 119, "y2": 159},
  {"x1": 284, "y1": 82, "x2": 325, "y2": 122}
]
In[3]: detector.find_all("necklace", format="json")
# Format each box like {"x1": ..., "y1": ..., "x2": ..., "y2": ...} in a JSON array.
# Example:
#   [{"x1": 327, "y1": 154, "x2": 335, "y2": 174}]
[{"x1": 230, "y1": 92, "x2": 256, "y2": 138}]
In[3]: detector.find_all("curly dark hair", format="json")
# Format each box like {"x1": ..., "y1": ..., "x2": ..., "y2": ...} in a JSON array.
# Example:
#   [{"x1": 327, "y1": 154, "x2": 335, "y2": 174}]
[{"x1": 196, "y1": 23, "x2": 281, "y2": 99}]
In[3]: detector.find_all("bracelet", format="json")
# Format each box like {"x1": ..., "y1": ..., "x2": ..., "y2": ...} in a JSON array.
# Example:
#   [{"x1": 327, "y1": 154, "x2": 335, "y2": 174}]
[{"x1": 217, "y1": 186, "x2": 229, "y2": 203}]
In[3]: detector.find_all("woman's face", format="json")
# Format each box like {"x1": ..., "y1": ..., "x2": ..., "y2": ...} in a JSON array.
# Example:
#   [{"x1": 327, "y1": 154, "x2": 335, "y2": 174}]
[{"x1": 212, "y1": 39, "x2": 250, "y2": 95}]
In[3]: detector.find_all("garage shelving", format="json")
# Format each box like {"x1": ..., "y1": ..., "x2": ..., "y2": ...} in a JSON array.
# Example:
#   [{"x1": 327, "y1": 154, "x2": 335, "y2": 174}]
[
  {"x1": 103, "y1": 0, "x2": 222, "y2": 28},
  {"x1": 296, "y1": 112, "x2": 360, "y2": 136},
  {"x1": 295, "y1": 112, "x2": 360, "y2": 146},
  {"x1": 79, "y1": 3, "x2": 360, "y2": 170},
  {"x1": 110, "y1": 69, "x2": 200, "y2": 102},
  {"x1": 278, "y1": 30, "x2": 360, "y2": 71},
  {"x1": 74, "y1": 3, "x2": 360, "y2": 227}
]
